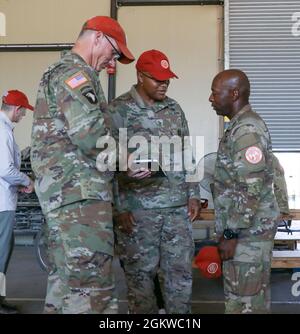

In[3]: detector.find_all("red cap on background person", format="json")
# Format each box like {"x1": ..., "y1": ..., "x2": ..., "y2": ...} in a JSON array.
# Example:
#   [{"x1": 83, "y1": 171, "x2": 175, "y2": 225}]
[
  {"x1": 2, "y1": 90, "x2": 34, "y2": 111},
  {"x1": 136, "y1": 49, "x2": 178, "y2": 81},
  {"x1": 82, "y1": 16, "x2": 135, "y2": 64},
  {"x1": 194, "y1": 246, "x2": 222, "y2": 279}
]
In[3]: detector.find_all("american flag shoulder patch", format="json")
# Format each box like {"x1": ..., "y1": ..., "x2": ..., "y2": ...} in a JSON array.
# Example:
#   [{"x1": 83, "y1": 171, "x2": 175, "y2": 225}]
[{"x1": 65, "y1": 72, "x2": 88, "y2": 89}]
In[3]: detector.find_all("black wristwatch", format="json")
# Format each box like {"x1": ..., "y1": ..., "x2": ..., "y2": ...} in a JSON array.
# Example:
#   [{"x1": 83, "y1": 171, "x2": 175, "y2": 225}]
[{"x1": 223, "y1": 229, "x2": 239, "y2": 240}]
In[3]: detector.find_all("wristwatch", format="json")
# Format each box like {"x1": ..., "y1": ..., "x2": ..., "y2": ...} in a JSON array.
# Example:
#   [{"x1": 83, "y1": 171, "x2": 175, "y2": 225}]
[{"x1": 223, "y1": 229, "x2": 239, "y2": 240}]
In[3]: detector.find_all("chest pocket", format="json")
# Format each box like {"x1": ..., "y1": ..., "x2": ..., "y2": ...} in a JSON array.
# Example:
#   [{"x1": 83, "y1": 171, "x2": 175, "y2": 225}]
[
  {"x1": 216, "y1": 133, "x2": 235, "y2": 179},
  {"x1": 126, "y1": 109, "x2": 157, "y2": 138},
  {"x1": 153, "y1": 107, "x2": 182, "y2": 137}
]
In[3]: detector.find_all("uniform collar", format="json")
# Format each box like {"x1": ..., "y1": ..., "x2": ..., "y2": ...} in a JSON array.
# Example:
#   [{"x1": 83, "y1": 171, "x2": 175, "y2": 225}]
[
  {"x1": 0, "y1": 112, "x2": 15, "y2": 130},
  {"x1": 61, "y1": 50, "x2": 99, "y2": 79},
  {"x1": 129, "y1": 85, "x2": 172, "y2": 113},
  {"x1": 226, "y1": 104, "x2": 252, "y2": 131}
]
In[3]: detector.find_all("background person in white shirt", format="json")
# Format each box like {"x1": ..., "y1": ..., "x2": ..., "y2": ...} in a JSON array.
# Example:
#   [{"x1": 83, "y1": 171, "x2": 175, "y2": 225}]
[{"x1": 0, "y1": 90, "x2": 34, "y2": 314}]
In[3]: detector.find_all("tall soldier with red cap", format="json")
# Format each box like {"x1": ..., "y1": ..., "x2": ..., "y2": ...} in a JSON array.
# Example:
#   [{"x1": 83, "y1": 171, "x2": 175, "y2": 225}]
[
  {"x1": 108, "y1": 50, "x2": 201, "y2": 314},
  {"x1": 0, "y1": 90, "x2": 34, "y2": 314},
  {"x1": 30, "y1": 16, "x2": 134, "y2": 314}
]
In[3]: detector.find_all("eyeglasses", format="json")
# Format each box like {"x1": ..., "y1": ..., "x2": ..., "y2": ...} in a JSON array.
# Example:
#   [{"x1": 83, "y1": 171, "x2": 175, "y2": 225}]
[
  {"x1": 15, "y1": 107, "x2": 26, "y2": 116},
  {"x1": 141, "y1": 72, "x2": 170, "y2": 85},
  {"x1": 104, "y1": 35, "x2": 121, "y2": 60}
]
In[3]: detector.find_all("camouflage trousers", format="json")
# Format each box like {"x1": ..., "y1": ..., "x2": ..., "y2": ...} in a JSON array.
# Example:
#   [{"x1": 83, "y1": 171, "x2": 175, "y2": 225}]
[
  {"x1": 115, "y1": 205, "x2": 194, "y2": 314},
  {"x1": 223, "y1": 240, "x2": 274, "y2": 314},
  {"x1": 44, "y1": 199, "x2": 117, "y2": 314}
]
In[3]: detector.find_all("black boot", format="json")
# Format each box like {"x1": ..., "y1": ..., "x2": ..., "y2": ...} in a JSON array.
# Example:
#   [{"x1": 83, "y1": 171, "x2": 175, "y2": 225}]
[{"x1": 0, "y1": 297, "x2": 19, "y2": 314}]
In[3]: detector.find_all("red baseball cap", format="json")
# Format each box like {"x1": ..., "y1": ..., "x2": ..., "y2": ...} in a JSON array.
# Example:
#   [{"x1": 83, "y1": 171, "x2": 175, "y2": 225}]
[
  {"x1": 194, "y1": 246, "x2": 222, "y2": 279},
  {"x1": 82, "y1": 16, "x2": 135, "y2": 64},
  {"x1": 2, "y1": 90, "x2": 34, "y2": 111},
  {"x1": 136, "y1": 49, "x2": 178, "y2": 81}
]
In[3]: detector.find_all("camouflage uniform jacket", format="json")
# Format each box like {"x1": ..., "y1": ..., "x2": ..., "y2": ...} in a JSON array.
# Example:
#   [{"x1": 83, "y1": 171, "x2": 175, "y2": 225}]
[
  {"x1": 108, "y1": 85, "x2": 200, "y2": 213},
  {"x1": 31, "y1": 51, "x2": 113, "y2": 214},
  {"x1": 213, "y1": 104, "x2": 280, "y2": 241},
  {"x1": 272, "y1": 154, "x2": 290, "y2": 215}
]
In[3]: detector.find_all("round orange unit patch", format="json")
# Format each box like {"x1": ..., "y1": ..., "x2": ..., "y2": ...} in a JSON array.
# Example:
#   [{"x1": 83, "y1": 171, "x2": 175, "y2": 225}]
[
  {"x1": 245, "y1": 146, "x2": 263, "y2": 164},
  {"x1": 161, "y1": 60, "x2": 169, "y2": 69},
  {"x1": 207, "y1": 262, "x2": 219, "y2": 274}
]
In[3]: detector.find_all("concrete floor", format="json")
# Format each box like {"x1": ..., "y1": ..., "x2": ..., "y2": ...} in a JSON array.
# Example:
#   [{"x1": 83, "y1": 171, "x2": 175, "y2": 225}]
[{"x1": 6, "y1": 245, "x2": 300, "y2": 314}]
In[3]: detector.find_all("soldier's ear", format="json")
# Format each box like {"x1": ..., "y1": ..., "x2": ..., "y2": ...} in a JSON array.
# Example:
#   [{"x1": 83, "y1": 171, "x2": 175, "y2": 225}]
[
  {"x1": 137, "y1": 71, "x2": 144, "y2": 85},
  {"x1": 94, "y1": 31, "x2": 104, "y2": 46},
  {"x1": 232, "y1": 88, "x2": 239, "y2": 101}
]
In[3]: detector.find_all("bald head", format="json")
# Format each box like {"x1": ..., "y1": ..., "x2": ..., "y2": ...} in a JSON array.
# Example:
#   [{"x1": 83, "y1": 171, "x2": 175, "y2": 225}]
[
  {"x1": 214, "y1": 69, "x2": 250, "y2": 100},
  {"x1": 209, "y1": 69, "x2": 251, "y2": 119}
]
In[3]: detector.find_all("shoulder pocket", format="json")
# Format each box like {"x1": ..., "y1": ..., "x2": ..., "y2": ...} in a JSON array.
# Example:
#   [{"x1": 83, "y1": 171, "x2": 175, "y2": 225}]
[
  {"x1": 233, "y1": 132, "x2": 260, "y2": 153},
  {"x1": 63, "y1": 71, "x2": 99, "y2": 113}
]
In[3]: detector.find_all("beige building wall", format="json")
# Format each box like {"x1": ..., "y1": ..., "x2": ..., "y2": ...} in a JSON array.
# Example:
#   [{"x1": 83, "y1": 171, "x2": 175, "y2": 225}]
[
  {"x1": 0, "y1": 0, "x2": 110, "y2": 149},
  {"x1": 0, "y1": 0, "x2": 110, "y2": 43},
  {"x1": 0, "y1": 1, "x2": 222, "y2": 155},
  {"x1": 0, "y1": 52, "x2": 60, "y2": 148},
  {"x1": 0, "y1": 51, "x2": 110, "y2": 149}
]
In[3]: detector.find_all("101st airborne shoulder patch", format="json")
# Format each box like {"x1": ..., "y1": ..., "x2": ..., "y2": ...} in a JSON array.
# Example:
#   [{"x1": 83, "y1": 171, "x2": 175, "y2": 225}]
[
  {"x1": 80, "y1": 86, "x2": 98, "y2": 105},
  {"x1": 245, "y1": 146, "x2": 263, "y2": 164},
  {"x1": 65, "y1": 72, "x2": 88, "y2": 89}
]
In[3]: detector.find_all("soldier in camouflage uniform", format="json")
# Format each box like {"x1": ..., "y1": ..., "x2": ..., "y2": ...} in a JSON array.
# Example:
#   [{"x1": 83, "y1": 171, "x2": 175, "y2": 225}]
[
  {"x1": 108, "y1": 50, "x2": 201, "y2": 314},
  {"x1": 209, "y1": 69, "x2": 280, "y2": 314},
  {"x1": 272, "y1": 154, "x2": 290, "y2": 216},
  {"x1": 30, "y1": 16, "x2": 135, "y2": 314}
]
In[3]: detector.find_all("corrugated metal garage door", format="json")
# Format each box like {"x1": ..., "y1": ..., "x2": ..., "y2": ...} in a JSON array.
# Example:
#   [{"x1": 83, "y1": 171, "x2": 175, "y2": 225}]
[{"x1": 225, "y1": 0, "x2": 300, "y2": 151}]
